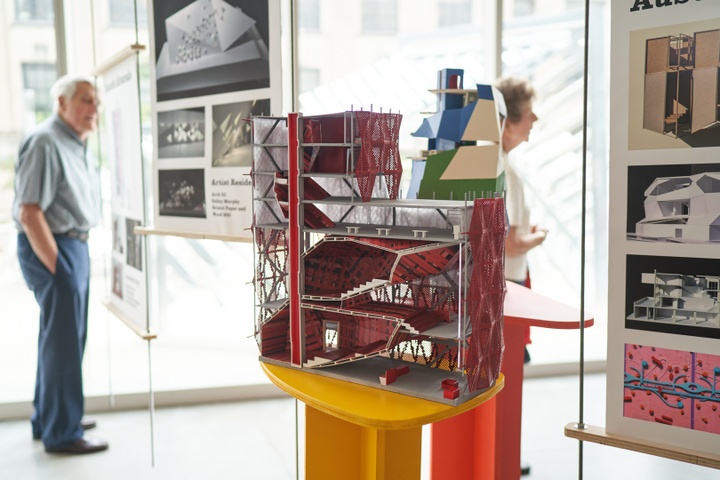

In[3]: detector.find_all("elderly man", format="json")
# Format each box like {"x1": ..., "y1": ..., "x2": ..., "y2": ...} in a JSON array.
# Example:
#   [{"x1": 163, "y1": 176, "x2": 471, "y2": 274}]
[{"x1": 13, "y1": 74, "x2": 107, "y2": 454}]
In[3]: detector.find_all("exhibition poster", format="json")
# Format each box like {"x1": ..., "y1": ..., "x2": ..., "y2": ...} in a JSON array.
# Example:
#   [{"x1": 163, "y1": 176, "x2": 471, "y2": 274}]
[
  {"x1": 607, "y1": 0, "x2": 720, "y2": 457},
  {"x1": 100, "y1": 52, "x2": 149, "y2": 333},
  {"x1": 148, "y1": 0, "x2": 282, "y2": 239}
]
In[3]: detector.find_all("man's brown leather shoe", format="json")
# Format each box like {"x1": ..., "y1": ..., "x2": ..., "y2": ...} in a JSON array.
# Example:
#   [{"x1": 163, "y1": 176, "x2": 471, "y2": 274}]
[{"x1": 45, "y1": 435, "x2": 109, "y2": 454}]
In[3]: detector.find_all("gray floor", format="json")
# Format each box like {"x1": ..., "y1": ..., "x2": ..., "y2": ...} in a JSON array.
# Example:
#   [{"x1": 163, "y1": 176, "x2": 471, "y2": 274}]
[{"x1": 0, "y1": 374, "x2": 717, "y2": 480}]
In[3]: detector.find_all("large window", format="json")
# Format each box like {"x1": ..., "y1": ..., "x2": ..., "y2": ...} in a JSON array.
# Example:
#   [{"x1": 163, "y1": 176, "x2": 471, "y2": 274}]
[
  {"x1": 15, "y1": 0, "x2": 53, "y2": 22},
  {"x1": 1, "y1": 0, "x2": 610, "y2": 413},
  {"x1": 501, "y1": 0, "x2": 609, "y2": 364},
  {"x1": 361, "y1": 0, "x2": 397, "y2": 34},
  {"x1": 297, "y1": 0, "x2": 609, "y2": 367}
]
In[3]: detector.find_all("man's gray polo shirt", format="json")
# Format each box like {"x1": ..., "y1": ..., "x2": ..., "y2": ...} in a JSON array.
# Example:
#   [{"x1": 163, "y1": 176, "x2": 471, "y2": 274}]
[{"x1": 13, "y1": 114, "x2": 100, "y2": 234}]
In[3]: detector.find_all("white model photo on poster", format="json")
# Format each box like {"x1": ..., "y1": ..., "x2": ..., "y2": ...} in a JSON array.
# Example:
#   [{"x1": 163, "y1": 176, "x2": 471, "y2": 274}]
[
  {"x1": 625, "y1": 254, "x2": 720, "y2": 340},
  {"x1": 212, "y1": 98, "x2": 270, "y2": 167},
  {"x1": 626, "y1": 163, "x2": 720, "y2": 243},
  {"x1": 157, "y1": 107, "x2": 206, "y2": 159},
  {"x1": 158, "y1": 168, "x2": 207, "y2": 218},
  {"x1": 628, "y1": 18, "x2": 720, "y2": 151},
  {"x1": 152, "y1": 0, "x2": 270, "y2": 103}
]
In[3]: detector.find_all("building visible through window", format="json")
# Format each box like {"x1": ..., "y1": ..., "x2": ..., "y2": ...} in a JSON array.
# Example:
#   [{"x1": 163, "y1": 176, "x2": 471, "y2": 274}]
[
  {"x1": 513, "y1": 0, "x2": 535, "y2": 17},
  {"x1": 22, "y1": 63, "x2": 56, "y2": 126},
  {"x1": 362, "y1": 0, "x2": 397, "y2": 34},
  {"x1": 298, "y1": 0, "x2": 320, "y2": 31},
  {"x1": 109, "y1": 0, "x2": 147, "y2": 25},
  {"x1": 15, "y1": 0, "x2": 53, "y2": 21},
  {"x1": 439, "y1": 0, "x2": 471, "y2": 27}
]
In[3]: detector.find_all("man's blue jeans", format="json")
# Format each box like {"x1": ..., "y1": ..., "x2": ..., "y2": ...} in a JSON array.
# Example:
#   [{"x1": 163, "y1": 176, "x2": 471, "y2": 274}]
[{"x1": 17, "y1": 233, "x2": 89, "y2": 448}]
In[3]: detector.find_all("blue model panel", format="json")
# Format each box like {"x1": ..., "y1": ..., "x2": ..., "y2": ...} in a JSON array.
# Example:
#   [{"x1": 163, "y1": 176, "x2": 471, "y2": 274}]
[
  {"x1": 476, "y1": 84, "x2": 494, "y2": 101},
  {"x1": 436, "y1": 110, "x2": 462, "y2": 142}
]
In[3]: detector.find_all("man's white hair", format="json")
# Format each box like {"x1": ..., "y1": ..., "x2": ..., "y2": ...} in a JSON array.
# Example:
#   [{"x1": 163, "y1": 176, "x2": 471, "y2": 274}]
[{"x1": 50, "y1": 74, "x2": 96, "y2": 113}]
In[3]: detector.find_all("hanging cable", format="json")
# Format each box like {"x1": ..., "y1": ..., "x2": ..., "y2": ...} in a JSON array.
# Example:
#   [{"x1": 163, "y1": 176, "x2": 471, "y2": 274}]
[{"x1": 577, "y1": 0, "x2": 591, "y2": 479}]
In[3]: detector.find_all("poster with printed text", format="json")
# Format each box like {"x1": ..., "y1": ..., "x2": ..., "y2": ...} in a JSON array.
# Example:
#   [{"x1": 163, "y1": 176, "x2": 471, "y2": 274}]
[
  {"x1": 100, "y1": 53, "x2": 149, "y2": 333},
  {"x1": 148, "y1": 0, "x2": 281, "y2": 240},
  {"x1": 607, "y1": 0, "x2": 720, "y2": 458}
]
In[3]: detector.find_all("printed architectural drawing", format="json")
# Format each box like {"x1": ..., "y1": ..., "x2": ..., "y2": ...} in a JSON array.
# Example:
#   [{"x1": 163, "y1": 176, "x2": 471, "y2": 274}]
[
  {"x1": 643, "y1": 28, "x2": 720, "y2": 147},
  {"x1": 632, "y1": 172, "x2": 720, "y2": 242},
  {"x1": 628, "y1": 271, "x2": 720, "y2": 329}
]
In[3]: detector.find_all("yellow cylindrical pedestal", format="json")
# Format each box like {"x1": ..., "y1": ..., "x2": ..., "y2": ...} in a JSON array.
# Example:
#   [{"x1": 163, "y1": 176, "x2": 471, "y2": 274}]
[
  {"x1": 261, "y1": 362, "x2": 504, "y2": 480},
  {"x1": 306, "y1": 406, "x2": 421, "y2": 480}
]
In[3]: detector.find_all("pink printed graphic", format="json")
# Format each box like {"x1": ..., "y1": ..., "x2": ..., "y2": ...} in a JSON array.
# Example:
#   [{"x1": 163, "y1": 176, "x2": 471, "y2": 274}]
[{"x1": 624, "y1": 344, "x2": 720, "y2": 434}]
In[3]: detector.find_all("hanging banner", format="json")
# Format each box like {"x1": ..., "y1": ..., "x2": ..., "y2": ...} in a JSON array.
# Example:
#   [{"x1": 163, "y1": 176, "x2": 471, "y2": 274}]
[
  {"x1": 98, "y1": 51, "x2": 149, "y2": 334},
  {"x1": 148, "y1": 0, "x2": 281, "y2": 240},
  {"x1": 607, "y1": 1, "x2": 720, "y2": 457}
]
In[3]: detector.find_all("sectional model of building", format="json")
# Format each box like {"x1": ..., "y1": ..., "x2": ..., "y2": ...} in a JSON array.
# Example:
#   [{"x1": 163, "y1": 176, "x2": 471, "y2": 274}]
[
  {"x1": 250, "y1": 73, "x2": 508, "y2": 405},
  {"x1": 643, "y1": 28, "x2": 720, "y2": 147},
  {"x1": 628, "y1": 271, "x2": 720, "y2": 330},
  {"x1": 632, "y1": 171, "x2": 720, "y2": 242}
]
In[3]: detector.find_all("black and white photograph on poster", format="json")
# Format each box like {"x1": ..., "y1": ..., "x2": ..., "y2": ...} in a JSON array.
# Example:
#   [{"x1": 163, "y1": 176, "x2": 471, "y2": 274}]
[
  {"x1": 112, "y1": 214, "x2": 126, "y2": 254},
  {"x1": 152, "y1": 0, "x2": 270, "y2": 102},
  {"x1": 126, "y1": 218, "x2": 143, "y2": 271},
  {"x1": 628, "y1": 19, "x2": 720, "y2": 150},
  {"x1": 207, "y1": 168, "x2": 252, "y2": 227},
  {"x1": 626, "y1": 163, "x2": 720, "y2": 243},
  {"x1": 212, "y1": 98, "x2": 270, "y2": 167},
  {"x1": 158, "y1": 169, "x2": 207, "y2": 218},
  {"x1": 157, "y1": 107, "x2": 206, "y2": 159},
  {"x1": 625, "y1": 254, "x2": 720, "y2": 340},
  {"x1": 112, "y1": 260, "x2": 124, "y2": 300}
]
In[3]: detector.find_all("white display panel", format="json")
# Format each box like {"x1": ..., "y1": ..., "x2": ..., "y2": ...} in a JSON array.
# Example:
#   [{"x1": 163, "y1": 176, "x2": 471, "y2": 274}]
[
  {"x1": 607, "y1": 1, "x2": 720, "y2": 458},
  {"x1": 100, "y1": 52, "x2": 149, "y2": 333}
]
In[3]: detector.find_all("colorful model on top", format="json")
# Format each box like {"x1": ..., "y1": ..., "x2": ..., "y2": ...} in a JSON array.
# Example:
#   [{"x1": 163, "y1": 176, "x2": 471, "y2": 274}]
[
  {"x1": 250, "y1": 70, "x2": 508, "y2": 405},
  {"x1": 408, "y1": 68, "x2": 507, "y2": 200}
]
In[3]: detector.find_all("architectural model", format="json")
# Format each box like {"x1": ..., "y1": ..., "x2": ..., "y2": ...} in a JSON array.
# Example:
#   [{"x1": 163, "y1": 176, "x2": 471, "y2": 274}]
[
  {"x1": 409, "y1": 68, "x2": 507, "y2": 200},
  {"x1": 251, "y1": 75, "x2": 508, "y2": 405},
  {"x1": 628, "y1": 271, "x2": 720, "y2": 329},
  {"x1": 643, "y1": 28, "x2": 720, "y2": 147},
  {"x1": 632, "y1": 172, "x2": 720, "y2": 242}
]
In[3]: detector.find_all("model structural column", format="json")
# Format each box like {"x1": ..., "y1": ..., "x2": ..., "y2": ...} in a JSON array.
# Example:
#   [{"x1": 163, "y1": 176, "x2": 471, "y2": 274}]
[{"x1": 287, "y1": 112, "x2": 305, "y2": 366}]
